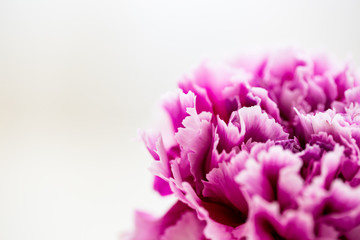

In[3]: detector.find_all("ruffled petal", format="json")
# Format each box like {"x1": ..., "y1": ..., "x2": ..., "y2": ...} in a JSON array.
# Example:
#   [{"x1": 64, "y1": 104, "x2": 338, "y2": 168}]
[
  {"x1": 237, "y1": 146, "x2": 302, "y2": 209},
  {"x1": 175, "y1": 108, "x2": 212, "y2": 192},
  {"x1": 129, "y1": 201, "x2": 200, "y2": 240},
  {"x1": 319, "y1": 180, "x2": 360, "y2": 232},
  {"x1": 161, "y1": 211, "x2": 207, "y2": 240},
  {"x1": 202, "y1": 151, "x2": 249, "y2": 218},
  {"x1": 238, "y1": 106, "x2": 288, "y2": 144},
  {"x1": 248, "y1": 196, "x2": 314, "y2": 240},
  {"x1": 179, "y1": 61, "x2": 247, "y2": 122},
  {"x1": 162, "y1": 90, "x2": 196, "y2": 131},
  {"x1": 170, "y1": 181, "x2": 244, "y2": 240}
]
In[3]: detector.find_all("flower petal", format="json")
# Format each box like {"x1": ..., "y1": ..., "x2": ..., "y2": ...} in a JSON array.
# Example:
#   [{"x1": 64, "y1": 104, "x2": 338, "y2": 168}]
[
  {"x1": 202, "y1": 151, "x2": 249, "y2": 217},
  {"x1": 238, "y1": 106, "x2": 288, "y2": 144},
  {"x1": 161, "y1": 211, "x2": 206, "y2": 240},
  {"x1": 175, "y1": 108, "x2": 212, "y2": 192},
  {"x1": 248, "y1": 196, "x2": 314, "y2": 240}
]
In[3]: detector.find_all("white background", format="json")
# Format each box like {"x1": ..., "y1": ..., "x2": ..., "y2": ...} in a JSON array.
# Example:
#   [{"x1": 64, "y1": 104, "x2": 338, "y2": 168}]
[{"x1": 0, "y1": 0, "x2": 359, "y2": 239}]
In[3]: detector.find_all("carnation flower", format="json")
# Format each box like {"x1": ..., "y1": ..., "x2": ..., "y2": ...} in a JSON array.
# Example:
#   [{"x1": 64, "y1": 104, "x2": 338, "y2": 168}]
[{"x1": 128, "y1": 48, "x2": 360, "y2": 239}]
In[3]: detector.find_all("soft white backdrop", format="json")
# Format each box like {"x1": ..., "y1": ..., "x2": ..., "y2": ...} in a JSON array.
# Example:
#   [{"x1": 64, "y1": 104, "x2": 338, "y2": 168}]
[{"x1": 0, "y1": 1, "x2": 359, "y2": 239}]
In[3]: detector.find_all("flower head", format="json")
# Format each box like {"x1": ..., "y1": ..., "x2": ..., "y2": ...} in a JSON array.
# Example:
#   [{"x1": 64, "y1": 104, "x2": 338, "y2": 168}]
[{"x1": 130, "y1": 48, "x2": 360, "y2": 239}]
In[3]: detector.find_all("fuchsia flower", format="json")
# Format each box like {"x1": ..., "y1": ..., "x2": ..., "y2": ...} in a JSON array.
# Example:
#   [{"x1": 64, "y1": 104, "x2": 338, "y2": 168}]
[{"x1": 129, "y1": 49, "x2": 360, "y2": 239}]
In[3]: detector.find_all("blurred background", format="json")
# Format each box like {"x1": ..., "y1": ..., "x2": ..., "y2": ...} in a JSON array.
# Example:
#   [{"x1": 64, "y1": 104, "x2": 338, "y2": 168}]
[{"x1": 0, "y1": 0, "x2": 359, "y2": 239}]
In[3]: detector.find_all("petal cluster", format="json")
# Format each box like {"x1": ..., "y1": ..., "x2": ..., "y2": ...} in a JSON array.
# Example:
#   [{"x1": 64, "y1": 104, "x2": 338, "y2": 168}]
[{"x1": 130, "y1": 49, "x2": 360, "y2": 239}]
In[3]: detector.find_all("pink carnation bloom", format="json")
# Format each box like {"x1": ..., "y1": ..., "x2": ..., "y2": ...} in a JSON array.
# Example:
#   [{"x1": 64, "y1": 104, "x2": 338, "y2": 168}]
[{"x1": 129, "y1": 49, "x2": 360, "y2": 239}]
